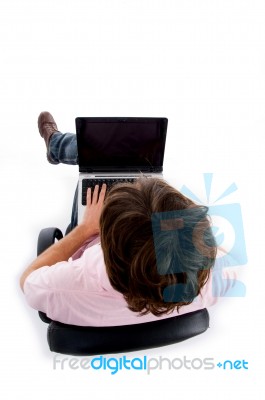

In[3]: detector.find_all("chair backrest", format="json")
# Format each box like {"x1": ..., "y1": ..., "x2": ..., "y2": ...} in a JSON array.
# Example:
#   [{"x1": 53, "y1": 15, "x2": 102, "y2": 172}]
[{"x1": 40, "y1": 309, "x2": 209, "y2": 356}]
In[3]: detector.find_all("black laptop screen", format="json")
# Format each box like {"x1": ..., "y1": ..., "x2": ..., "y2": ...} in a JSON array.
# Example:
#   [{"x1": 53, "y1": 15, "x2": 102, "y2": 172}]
[{"x1": 76, "y1": 118, "x2": 168, "y2": 172}]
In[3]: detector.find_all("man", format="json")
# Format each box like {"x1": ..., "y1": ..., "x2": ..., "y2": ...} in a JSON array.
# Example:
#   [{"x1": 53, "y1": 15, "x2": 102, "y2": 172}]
[{"x1": 20, "y1": 112, "x2": 218, "y2": 326}]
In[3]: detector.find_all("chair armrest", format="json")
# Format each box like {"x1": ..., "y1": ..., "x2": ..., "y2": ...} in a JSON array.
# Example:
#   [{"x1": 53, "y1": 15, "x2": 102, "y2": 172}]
[
  {"x1": 37, "y1": 227, "x2": 63, "y2": 256},
  {"x1": 37, "y1": 227, "x2": 63, "y2": 324}
]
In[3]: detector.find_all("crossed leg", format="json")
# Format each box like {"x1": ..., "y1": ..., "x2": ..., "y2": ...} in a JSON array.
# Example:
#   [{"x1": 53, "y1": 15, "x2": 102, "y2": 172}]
[{"x1": 38, "y1": 112, "x2": 79, "y2": 229}]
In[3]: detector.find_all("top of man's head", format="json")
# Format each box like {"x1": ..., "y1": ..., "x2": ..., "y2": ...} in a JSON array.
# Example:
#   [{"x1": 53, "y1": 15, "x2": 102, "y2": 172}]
[{"x1": 100, "y1": 177, "x2": 217, "y2": 316}]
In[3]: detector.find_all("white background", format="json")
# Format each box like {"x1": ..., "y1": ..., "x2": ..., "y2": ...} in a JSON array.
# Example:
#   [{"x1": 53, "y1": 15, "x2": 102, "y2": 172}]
[{"x1": 1, "y1": 0, "x2": 265, "y2": 398}]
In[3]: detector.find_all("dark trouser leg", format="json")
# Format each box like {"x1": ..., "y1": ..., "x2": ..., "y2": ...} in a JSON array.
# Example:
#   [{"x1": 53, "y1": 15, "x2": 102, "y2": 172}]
[
  {"x1": 69, "y1": 184, "x2": 78, "y2": 231},
  {"x1": 48, "y1": 132, "x2": 79, "y2": 231},
  {"x1": 48, "y1": 132, "x2": 78, "y2": 165}
]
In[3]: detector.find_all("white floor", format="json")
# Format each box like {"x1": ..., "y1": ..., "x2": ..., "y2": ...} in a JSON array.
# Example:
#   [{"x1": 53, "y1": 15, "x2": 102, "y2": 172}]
[{"x1": 1, "y1": 1, "x2": 265, "y2": 399}]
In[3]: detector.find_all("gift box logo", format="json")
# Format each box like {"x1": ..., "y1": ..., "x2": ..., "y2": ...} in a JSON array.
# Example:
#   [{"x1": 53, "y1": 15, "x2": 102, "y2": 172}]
[{"x1": 151, "y1": 174, "x2": 247, "y2": 301}]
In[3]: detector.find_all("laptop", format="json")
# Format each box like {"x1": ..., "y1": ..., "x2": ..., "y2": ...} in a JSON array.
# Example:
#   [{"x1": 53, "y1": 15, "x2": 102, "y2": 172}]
[{"x1": 76, "y1": 117, "x2": 168, "y2": 223}]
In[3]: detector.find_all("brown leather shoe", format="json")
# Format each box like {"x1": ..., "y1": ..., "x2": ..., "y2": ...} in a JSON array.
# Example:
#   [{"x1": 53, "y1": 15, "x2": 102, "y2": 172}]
[{"x1": 38, "y1": 111, "x2": 59, "y2": 163}]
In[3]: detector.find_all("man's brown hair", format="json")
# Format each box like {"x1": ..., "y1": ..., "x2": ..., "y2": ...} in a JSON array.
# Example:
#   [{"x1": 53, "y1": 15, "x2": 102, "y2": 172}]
[{"x1": 100, "y1": 177, "x2": 217, "y2": 316}]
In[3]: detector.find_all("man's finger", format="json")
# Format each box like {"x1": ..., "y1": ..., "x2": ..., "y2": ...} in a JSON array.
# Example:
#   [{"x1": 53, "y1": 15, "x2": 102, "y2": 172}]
[
  {"x1": 92, "y1": 185, "x2": 99, "y2": 204},
  {"x1": 86, "y1": 187, "x2": 92, "y2": 206},
  {"x1": 99, "y1": 184, "x2": 107, "y2": 202}
]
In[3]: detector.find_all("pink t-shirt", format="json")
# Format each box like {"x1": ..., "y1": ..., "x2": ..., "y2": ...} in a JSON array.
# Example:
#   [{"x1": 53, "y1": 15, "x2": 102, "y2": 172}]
[{"x1": 23, "y1": 236, "x2": 223, "y2": 327}]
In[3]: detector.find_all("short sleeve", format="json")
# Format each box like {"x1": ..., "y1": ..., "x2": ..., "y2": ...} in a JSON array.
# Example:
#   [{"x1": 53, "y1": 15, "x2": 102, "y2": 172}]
[{"x1": 23, "y1": 255, "x2": 99, "y2": 315}]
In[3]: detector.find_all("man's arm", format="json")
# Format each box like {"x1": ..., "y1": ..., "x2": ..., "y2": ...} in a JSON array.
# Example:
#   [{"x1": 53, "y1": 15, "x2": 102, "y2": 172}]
[{"x1": 20, "y1": 184, "x2": 107, "y2": 291}]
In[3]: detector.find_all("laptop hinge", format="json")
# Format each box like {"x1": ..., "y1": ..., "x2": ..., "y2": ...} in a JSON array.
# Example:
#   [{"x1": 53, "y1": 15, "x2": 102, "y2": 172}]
[{"x1": 79, "y1": 167, "x2": 162, "y2": 173}]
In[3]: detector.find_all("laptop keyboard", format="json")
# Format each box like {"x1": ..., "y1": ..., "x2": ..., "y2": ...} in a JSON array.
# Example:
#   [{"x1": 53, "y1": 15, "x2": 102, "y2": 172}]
[{"x1": 82, "y1": 178, "x2": 136, "y2": 205}]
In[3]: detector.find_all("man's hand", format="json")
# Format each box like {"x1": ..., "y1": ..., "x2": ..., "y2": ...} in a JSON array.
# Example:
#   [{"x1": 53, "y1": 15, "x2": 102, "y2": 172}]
[
  {"x1": 20, "y1": 184, "x2": 107, "y2": 292},
  {"x1": 81, "y1": 184, "x2": 107, "y2": 236}
]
